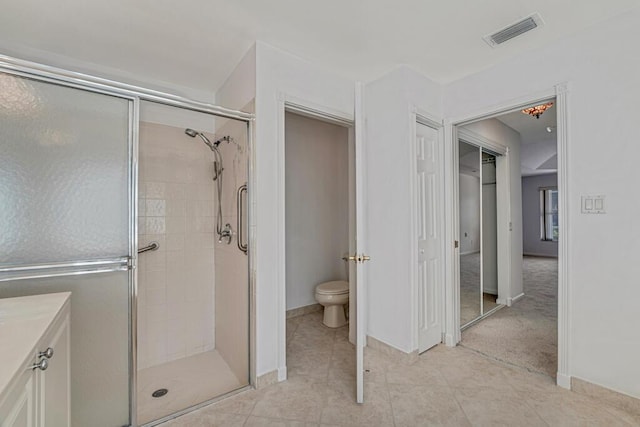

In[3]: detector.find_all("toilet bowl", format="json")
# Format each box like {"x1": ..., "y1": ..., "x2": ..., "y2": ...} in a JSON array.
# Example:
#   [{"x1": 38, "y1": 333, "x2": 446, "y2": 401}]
[{"x1": 314, "y1": 280, "x2": 349, "y2": 328}]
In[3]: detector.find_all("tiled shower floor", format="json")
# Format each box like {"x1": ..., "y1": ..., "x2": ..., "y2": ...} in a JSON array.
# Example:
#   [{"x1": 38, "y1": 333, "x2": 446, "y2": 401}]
[{"x1": 137, "y1": 350, "x2": 244, "y2": 425}]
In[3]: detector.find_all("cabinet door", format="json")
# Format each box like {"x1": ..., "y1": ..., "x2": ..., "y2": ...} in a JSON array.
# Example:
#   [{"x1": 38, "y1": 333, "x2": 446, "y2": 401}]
[
  {"x1": 37, "y1": 314, "x2": 70, "y2": 427},
  {"x1": 0, "y1": 370, "x2": 36, "y2": 427}
]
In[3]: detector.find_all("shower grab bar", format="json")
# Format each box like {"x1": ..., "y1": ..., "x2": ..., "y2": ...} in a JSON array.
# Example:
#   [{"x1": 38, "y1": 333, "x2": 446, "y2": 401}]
[
  {"x1": 138, "y1": 242, "x2": 159, "y2": 254},
  {"x1": 237, "y1": 184, "x2": 248, "y2": 254}
]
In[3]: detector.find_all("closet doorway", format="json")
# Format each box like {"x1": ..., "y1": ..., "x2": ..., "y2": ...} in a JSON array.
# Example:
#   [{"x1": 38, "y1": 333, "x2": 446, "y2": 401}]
[{"x1": 458, "y1": 140, "x2": 504, "y2": 329}]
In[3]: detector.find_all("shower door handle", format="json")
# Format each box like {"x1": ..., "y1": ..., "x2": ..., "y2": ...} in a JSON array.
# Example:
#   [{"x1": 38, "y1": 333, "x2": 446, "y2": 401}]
[{"x1": 237, "y1": 184, "x2": 248, "y2": 254}]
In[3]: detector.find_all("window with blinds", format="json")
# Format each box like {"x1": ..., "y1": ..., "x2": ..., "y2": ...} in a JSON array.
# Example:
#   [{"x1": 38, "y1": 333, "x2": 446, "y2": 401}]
[{"x1": 540, "y1": 187, "x2": 559, "y2": 241}]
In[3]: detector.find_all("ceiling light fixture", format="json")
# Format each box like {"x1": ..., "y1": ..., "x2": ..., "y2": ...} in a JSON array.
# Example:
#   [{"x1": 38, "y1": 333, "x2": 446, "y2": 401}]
[{"x1": 522, "y1": 102, "x2": 554, "y2": 119}]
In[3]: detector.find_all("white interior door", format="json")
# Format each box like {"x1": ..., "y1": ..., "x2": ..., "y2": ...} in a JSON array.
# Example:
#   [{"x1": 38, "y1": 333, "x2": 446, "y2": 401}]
[
  {"x1": 354, "y1": 83, "x2": 368, "y2": 403},
  {"x1": 416, "y1": 122, "x2": 443, "y2": 353}
]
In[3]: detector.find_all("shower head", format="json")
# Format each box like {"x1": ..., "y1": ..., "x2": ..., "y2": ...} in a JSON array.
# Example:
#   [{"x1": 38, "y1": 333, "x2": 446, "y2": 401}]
[
  {"x1": 185, "y1": 127, "x2": 223, "y2": 181},
  {"x1": 185, "y1": 128, "x2": 216, "y2": 151}
]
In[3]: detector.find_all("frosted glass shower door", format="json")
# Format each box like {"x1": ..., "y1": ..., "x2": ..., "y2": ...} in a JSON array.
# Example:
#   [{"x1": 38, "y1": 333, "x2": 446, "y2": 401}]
[
  {"x1": 0, "y1": 73, "x2": 130, "y2": 265},
  {"x1": 0, "y1": 72, "x2": 132, "y2": 427}
]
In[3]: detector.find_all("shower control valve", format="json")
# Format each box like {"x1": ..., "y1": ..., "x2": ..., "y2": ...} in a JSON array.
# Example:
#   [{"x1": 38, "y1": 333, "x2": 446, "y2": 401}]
[{"x1": 218, "y1": 223, "x2": 233, "y2": 245}]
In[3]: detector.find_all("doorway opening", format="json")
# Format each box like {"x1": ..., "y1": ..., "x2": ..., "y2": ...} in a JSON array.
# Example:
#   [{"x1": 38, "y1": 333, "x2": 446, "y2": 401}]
[
  {"x1": 455, "y1": 98, "x2": 560, "y2": 379},
  {"x1": 283, "y1": 110, "x2": 356, "y2": 380}
]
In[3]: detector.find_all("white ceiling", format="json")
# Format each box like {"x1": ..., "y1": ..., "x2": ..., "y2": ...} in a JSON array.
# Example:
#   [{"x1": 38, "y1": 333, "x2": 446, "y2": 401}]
[
  {"x1": 497, "y1": 105, "x2": 557, "y2": 176},
  {"x1": 1, "y1": 1, "x2": 639, "y2": 96}
]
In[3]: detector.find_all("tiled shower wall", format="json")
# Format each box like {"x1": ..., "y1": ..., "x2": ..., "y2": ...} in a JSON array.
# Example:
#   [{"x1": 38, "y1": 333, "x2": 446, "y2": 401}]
[
  {"x1": 214, "y1": 116, "x2": 249, "y2": 382},
  {"x1": 137, "y1": 121, "x2": 216, "y2": 369}
]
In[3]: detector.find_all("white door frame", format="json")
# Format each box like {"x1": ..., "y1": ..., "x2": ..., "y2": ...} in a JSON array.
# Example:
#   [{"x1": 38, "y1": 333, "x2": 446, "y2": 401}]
[
  {"x1": 443, "y1": 83, "x2": 572, "y2": 389},
  {"x1": 276, "y1": 92, "x2": 355, "y2": 383},
  {"x1": 410, "y1": 109, "x2": 447, "y2": 353},
  {"x1": 354, "y1": 82, "x2": 366, "y2": 403}
]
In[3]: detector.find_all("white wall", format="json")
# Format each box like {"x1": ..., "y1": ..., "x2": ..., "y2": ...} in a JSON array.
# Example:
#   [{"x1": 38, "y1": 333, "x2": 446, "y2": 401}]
[
  {"x1": 444, "y1": 9, "x2": 640, "y2": 398},
  {"x1": 285, "y1": 112, "x2": 349, "y2": 310},
  {"x1": 460, "y1": 120, "x2": 523, "y2": 300},
  {"x1": 365, "y1": 66, "x2": 443, "y2": 353},
  {"x1": 522, "y1": 174, "x2": 558, "y2": 257},
  {"x1": 458, "y1": 173, "x2": 480, "y2": 254},
  {"x1": 254, "y1": 42, "x2": 355, "y2": 378},
  {"x1": 215, "y1": 44, "x2": 256, "y2": 112}
]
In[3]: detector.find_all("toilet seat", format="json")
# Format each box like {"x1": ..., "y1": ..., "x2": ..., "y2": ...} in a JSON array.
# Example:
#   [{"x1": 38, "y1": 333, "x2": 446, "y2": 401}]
[{"x1": 316, "y1": 280, "x2": 349, "y2": 295}]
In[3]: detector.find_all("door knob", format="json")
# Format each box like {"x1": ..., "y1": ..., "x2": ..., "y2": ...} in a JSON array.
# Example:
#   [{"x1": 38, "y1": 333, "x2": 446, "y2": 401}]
[
  {"x1": 343, "y1": 254, "x2": 371, "y2": 263},
  {"x1": 39, "y1": 347, "x2": 54, "y2": 359},
  {"x1": 30, "y1": 358, "x2": 49, "y2": 371}
]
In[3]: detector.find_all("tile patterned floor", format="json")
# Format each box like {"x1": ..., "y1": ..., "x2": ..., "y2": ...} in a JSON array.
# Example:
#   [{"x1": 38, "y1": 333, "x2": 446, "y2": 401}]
[{"x1": 161, "y1": 311, "x2": 639, "y2": 426}]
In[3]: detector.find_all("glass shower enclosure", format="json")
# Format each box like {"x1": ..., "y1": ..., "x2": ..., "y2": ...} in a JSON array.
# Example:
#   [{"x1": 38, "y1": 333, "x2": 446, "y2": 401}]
[
  {"x1": 136, "y1": 101, "x2": 251, "y2": 425},
  {"x1": 0, "y1": 71, "x2": 133, "y2": 426},
  {"x1": 0, "y1": 58, "x2": 253, "y2": 426}
]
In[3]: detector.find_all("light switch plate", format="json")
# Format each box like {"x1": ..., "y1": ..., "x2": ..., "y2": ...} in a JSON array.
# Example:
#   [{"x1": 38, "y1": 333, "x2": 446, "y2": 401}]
[{"x1": 582, "y1": 195, "x2": 606, "y2": 214}]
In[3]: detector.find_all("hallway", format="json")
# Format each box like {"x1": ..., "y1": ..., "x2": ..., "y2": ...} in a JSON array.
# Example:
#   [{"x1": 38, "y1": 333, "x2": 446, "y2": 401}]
[{"x1": 161, "y1": 308, "x2": 638, "y2": 426}]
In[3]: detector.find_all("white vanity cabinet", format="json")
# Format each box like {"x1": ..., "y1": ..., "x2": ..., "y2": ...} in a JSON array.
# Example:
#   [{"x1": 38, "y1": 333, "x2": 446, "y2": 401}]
[
  {"x1": 0, "y1": 370, "x2": 35, "y2": 427},
  {"x1": 0, "y1": 293, "x2": 71, "y2": 427}
]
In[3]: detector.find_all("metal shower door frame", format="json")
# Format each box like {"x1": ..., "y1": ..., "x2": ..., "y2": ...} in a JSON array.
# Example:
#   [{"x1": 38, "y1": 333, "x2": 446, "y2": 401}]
[{"x1": 0, "y1": 54, "x2": 256, "y2": 427}]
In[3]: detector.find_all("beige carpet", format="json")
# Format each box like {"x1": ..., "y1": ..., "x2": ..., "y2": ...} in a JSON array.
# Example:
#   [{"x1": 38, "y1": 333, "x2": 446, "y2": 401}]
[{"x1": 461, "y1": 256, "x2": 558, "y2": 378}]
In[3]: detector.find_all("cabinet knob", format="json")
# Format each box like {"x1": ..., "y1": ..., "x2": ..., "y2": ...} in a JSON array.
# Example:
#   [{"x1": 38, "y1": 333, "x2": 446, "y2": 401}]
[
  {"x1": 31, "y1": 358, "x2": 49, "y2": 371},
  {"x1": 39, "y1": 347, "x2": 54, "y2": 359}
]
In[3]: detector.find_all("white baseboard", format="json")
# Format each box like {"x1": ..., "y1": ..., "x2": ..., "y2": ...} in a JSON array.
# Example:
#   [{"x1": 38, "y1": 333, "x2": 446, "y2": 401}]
[
  {"x1": 460, "y1": 249, "x2": 481, "y2": 256},
  {"x1": 445, "y1": 333, "x2": 457, "y2": 347},
  {"x1": 277, "y1": 366, "x2": 287, "y2": 382},
  {"x1": 256, "y1": 369, "x2": 280, "y2": 389},
  {"x1": 367, "y1": 335, "x2": 418, "y2": 364},
  {"x1": 286, "y1": 303, "x2": 321, "y2": 319},
  {"x1": 496, "y1": 298, "x2": 508, "y2": 305},
  {"x1": 556, "y1": 372, "x2": 571, "y2": 389},
  {"x1": 572, "y1": 376, "x2": 640, "y2": 412},
  {"x1": 507, "y1": 293, "x2": 525, "y2": 306},
  {"x1": 523, "y1": 252, "x2": 558, "y2": 258}
]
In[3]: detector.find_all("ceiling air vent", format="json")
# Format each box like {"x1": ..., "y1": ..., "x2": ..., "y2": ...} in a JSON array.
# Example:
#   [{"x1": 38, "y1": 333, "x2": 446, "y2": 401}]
[{"x1": 483, "y1": 13, "x2": 544, "y2": 47}]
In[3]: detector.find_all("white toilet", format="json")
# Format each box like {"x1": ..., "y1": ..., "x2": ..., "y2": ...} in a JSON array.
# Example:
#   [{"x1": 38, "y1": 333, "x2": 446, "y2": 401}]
[{"x1": 314, "y1": 280, "x2": 349, "y2": 328}]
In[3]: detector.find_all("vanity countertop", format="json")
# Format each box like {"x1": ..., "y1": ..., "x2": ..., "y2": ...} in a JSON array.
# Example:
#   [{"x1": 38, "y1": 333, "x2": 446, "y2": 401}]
[{"x1": 0, "y1": 292, "x2": 71, "y2": 400}]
